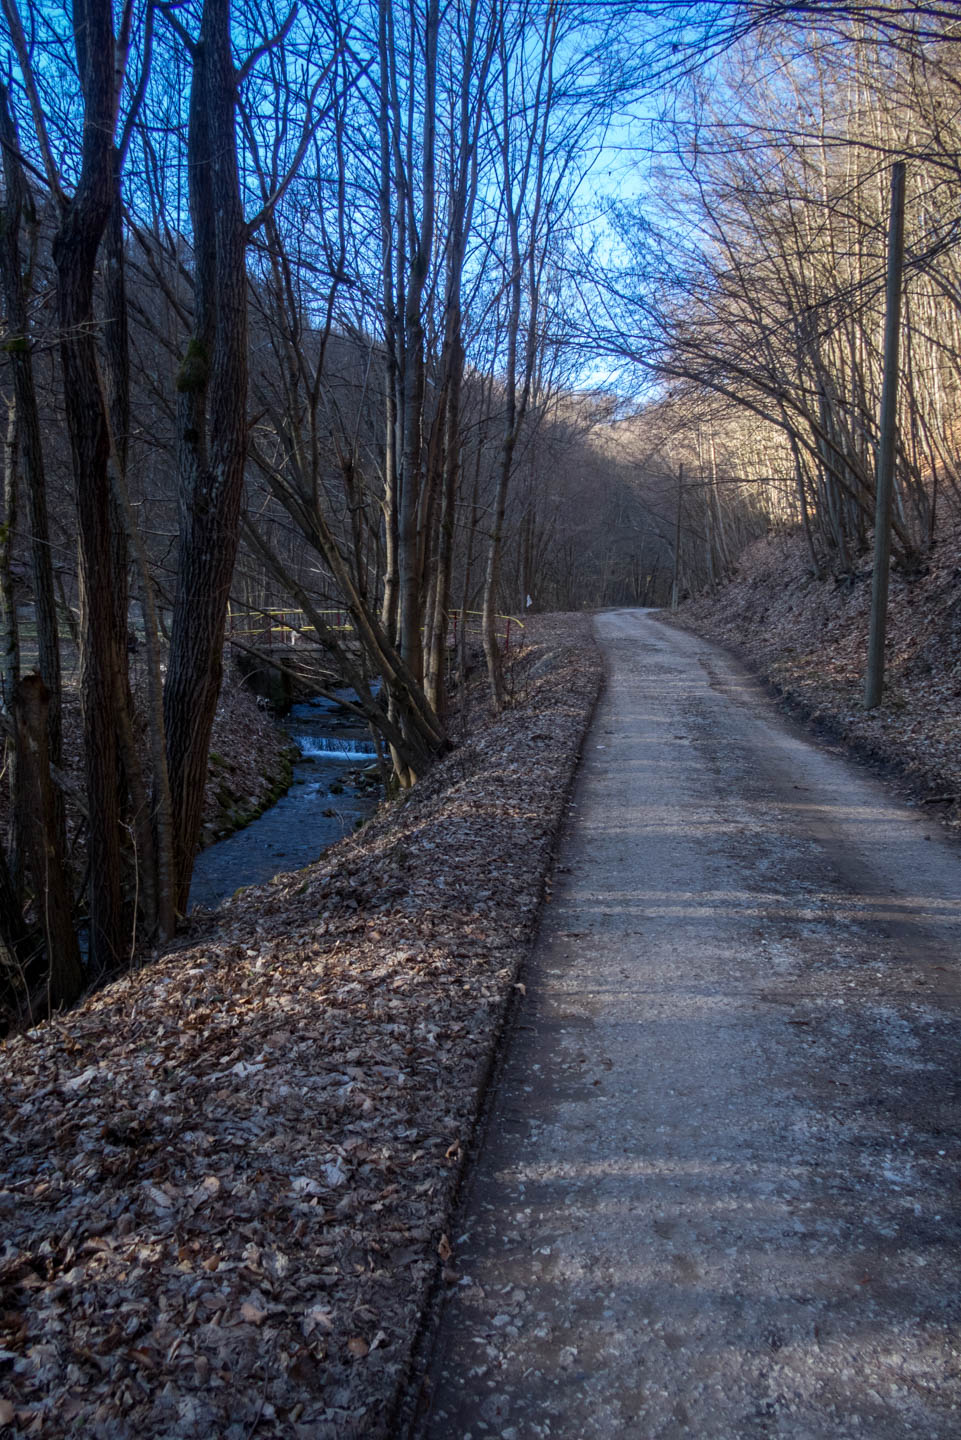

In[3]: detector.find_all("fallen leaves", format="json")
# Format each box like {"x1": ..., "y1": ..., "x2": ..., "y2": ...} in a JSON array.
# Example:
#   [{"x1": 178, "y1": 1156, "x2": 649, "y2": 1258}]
[
  {"x1": 0, "y1": 615, "x2": 601, "y2": 1439},
  {"x1": 304, "y1": 1306, "x2": 334, "y2": 1337}
]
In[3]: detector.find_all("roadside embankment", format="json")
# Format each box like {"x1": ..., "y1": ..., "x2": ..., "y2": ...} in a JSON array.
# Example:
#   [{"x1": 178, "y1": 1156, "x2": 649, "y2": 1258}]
[
  {"x1": 668, "y1": 524, "x2": 961, "y2": 832},
  {"x1": 0, "y1": 613, "x2": 601, "y2": 1439}
]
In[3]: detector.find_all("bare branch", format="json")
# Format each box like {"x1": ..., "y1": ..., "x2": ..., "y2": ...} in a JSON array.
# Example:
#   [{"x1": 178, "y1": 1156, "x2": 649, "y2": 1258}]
[{"x1": 0, "y1": 0, "x2": 66, "y2": 206}]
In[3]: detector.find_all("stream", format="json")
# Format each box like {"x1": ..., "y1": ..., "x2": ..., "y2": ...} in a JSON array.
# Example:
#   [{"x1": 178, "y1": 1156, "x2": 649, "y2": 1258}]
[{"x1": 188, "y1": 693, "x2": 381, "y2": 912}]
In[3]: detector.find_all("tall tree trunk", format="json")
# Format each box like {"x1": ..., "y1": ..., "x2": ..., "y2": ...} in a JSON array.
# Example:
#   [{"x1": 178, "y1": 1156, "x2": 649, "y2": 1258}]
[
  {"x1": 0, "y1": 399, "x2": 22, "y2": 890},
  {"x1": 102, "y1": 154, "x2": 131, "y2": 673},
  {"x1": 425, "y1": 0, "x2": 493, "y2": 716},
  {"x1": 0, "y1": 835, "x2": 36, "y2": 1009},
  {"x1": 482, "y1": 423, "x2": 518, "y2": 708},
  {"x1": 14, "y1": 676, "x2": 84, "y2": 1008},
  {"x1": 51, "y1": 0, "x2": 127, "y2": 971},
  {"x1": 396, "y1": 0, "x2": 438, "y2": 691},
  {"x1": 164, "y1": 0, "x2": 250, "y2": 912},
  {"x1": 426, "y1": 351, "x2": 461, "y2": 718},
  {"x1": 99, "y1": 154, "x2": 169, "y2": 937},
  {"x1": 0, "y1": 82, "x2": 62, "y2": 877},
  {"x1": 377, "y1": 0, "x2": 400, "y2": 648},
  {"x1": 482, "y1": 4, "x2": 556, "y2": 708},
  {"x1": 0, "y1": 400, "x2": 20, "y2": 715}
]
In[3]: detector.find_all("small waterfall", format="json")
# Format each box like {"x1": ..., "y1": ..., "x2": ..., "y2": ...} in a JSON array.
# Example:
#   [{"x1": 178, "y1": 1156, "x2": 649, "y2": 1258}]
[
  {"x1": 189, "y1": 695, "x2": 382, "y2": 912},
  {"x1": 295, "y1": 735, "x2": 378, "y2": 762}
]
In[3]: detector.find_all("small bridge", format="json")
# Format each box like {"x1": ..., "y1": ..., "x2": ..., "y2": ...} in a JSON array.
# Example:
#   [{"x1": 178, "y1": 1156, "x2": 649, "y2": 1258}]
[{"x1": 225, "y1": 606, "x2": 524, "y2": 657}]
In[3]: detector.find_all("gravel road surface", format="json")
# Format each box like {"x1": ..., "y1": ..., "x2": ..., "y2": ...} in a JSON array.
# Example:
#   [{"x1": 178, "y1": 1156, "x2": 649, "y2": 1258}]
[{"x1": 413, "y1": 608, "x2": 961, "y2": 1439}]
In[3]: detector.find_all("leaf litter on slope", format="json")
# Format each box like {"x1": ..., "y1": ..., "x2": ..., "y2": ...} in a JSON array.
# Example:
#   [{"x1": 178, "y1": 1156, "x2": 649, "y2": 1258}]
[{"x1": 0, "y1": 613, "x2": 601, "y2": 1440}]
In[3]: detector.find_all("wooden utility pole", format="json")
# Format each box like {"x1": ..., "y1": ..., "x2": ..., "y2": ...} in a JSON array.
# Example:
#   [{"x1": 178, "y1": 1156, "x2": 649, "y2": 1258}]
[
  {"x1": 864, "y1": 161, "x2": 906, "y2": 709},
  {"x1": 671, "y1": 465, "x2": 684, "y2": 610}
]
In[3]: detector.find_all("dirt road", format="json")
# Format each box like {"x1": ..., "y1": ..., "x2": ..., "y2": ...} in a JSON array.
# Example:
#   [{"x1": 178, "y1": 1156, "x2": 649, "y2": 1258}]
[{"x1": 412, "y1": 609, "x2": 961, "y2": 1439}]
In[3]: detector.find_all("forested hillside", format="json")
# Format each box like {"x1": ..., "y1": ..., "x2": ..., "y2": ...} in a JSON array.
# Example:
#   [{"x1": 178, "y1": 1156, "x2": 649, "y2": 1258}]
[
  {"x1": 0, "y1": 0, "x2": 663, "y2": 1011},
  {"x1": 597, "y1": 3, "x2": 961, "y2": 605},
  {"x1": 3, "y1": 2, "x2": 961, "y2": 1433},
  {"x1": 0, "y1": 0, "x2": 959, "y2": 1026}
]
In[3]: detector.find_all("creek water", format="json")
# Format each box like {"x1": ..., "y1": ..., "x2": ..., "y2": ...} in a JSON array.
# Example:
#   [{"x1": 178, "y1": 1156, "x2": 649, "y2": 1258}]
[{"x1": 187, "y1": 693, "x2": 381, "y2": 912}]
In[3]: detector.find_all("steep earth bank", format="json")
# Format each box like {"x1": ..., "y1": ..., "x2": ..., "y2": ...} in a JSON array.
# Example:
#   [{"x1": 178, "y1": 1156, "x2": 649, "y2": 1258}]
[
  {"x1": 0, "y1": 614, "x2": 601, "y2": 1439},
  {"x1": 669, "y1": 518, "x2": 961, "y2": 832},
  {"x1": 199, "y1": 671, "x2": 297, "y2": 847}
]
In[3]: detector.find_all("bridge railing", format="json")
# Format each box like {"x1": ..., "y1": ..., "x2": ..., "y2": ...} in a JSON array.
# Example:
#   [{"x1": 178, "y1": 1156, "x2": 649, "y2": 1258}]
[
  {"x1": 226, "y1": 605, "x2": 524, "y2": 653},
  {"x1": 448, "y1": 609, "x2": 524, "y2": 654},
  {"x1": 226, "y1": 607, "x2": 353, "y2": 645}
]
